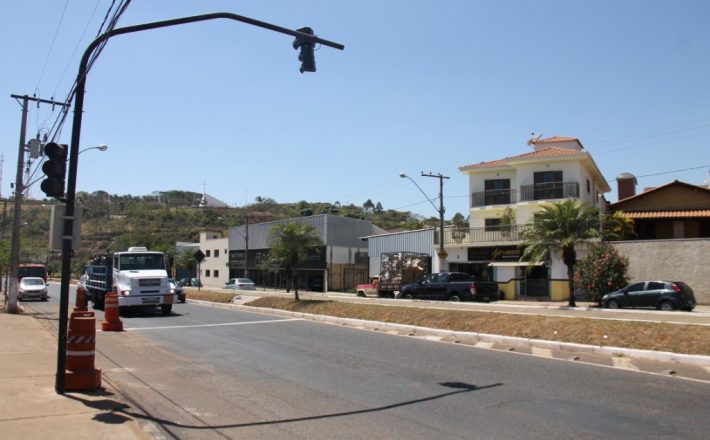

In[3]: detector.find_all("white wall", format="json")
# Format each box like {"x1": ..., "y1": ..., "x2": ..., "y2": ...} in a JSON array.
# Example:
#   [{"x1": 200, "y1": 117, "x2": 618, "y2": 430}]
[{"x1": 199, "y1": 233, "x2": 229, "y2": 288}]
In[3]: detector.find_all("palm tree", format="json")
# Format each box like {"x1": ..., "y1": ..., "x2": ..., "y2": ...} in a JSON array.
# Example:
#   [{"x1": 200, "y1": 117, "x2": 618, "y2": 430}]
[
  {"x1": 267, "y1": 222, "x2": 324, "y2": 301},
  {"x1": 520, "y1": 199, "x2": 599, "y2": 307}
]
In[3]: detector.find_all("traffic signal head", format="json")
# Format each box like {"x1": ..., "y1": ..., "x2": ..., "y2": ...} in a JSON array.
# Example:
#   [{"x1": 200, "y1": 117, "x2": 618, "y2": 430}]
[
  {"x1": 292, "y1": 27, "x2": 316, "y2": 73},
  {"x1": 40, "y1": 142, "x2": 68, "y2": 200}
]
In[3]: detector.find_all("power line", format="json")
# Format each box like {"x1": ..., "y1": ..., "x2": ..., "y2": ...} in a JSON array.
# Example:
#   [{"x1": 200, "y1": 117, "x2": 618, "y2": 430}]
[{"x1": 35, "y1": 0, "x2": 70, "y2": 90}]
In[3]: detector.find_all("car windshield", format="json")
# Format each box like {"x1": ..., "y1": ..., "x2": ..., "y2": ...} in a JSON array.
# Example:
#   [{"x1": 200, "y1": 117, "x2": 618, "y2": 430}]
[
  {"x1": 236, "y1": 279, "x2": 253, "y2": 283},
  {"x1": 22, "y1": 278, "x2": 44, "y2": 286},
  {"x1": 119, "y1": 253, "x2": 165, "y2": 270}
]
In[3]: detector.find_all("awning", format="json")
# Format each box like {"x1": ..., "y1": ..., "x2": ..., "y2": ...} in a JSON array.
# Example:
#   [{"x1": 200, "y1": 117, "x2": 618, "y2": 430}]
[{"x1": 488, "y1": 261, "x2": 544, "y2": 267}]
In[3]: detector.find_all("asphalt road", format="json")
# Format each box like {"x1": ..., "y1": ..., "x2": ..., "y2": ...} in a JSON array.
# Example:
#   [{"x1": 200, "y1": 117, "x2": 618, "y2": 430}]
[{"x1": 23, "y1": 284, "x2": 710, "y2": 439}]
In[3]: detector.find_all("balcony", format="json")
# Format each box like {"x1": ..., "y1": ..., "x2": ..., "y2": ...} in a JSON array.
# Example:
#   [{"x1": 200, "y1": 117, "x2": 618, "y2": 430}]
[
  {"x1": 471, "y1": 189, "x2": 518, "y2": 207},
  {"x1": 471, "y1": 182, "x2": 581, "y2": 208},
  {"x1": 442, "y1": 224, "x2": 531, "y2": 245},
  {"x1": 520, "y1": 181, "x2": 579, "y2": 201}
]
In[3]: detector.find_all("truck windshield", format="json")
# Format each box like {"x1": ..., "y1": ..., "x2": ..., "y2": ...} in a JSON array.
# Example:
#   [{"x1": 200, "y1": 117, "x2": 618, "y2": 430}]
[{"x1": 119, "y1": 254, "x2": 165, "y2": 271}]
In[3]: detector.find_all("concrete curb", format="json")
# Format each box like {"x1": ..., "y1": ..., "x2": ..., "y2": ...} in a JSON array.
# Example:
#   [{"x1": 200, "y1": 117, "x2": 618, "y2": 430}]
[{"x1": 188, "y1": 299, "x2": 710, "y2": 367}]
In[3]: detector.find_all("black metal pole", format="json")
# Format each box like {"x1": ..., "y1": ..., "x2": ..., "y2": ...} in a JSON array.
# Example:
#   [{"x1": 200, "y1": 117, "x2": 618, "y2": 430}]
[{"x1": 55, "y1": 13, "x2": 343, "y2": 393}]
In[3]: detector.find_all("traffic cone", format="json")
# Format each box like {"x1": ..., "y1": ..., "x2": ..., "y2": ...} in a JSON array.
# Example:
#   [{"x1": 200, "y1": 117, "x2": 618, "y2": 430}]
[
  {"x1": 101, "y1": 291, "x2": 123, "y2": 332},
  {"x1": 65, "y1": 311, "x2": 102, "y2": 391},
  {"x1": 74, "y1": 286, "x2": 88, "y2": 312}
]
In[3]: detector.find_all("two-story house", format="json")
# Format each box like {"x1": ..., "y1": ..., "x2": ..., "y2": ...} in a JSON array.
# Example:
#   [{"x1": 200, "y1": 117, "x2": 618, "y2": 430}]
[{"x1": 454, "y1": 136, "x2": 610, "y2": 300}]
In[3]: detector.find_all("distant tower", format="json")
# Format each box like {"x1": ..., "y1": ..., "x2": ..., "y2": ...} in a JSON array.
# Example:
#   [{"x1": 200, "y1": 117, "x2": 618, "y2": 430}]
[
  {"x1": 0, "y1": 152, "x2": 4, "y2": 198},
  {"x1": 199, "y1": 181, "x2": 208, "y2": 207}
]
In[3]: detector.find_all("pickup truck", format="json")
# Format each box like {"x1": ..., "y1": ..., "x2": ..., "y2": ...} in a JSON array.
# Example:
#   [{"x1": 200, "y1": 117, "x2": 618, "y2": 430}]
[{"x1": 399, "y1": 272, "x2": 499, "y2": 302}]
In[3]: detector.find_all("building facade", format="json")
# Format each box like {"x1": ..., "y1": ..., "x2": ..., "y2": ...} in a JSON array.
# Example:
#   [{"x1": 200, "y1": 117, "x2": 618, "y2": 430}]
[
  {"x1": 198, "y1": 230, "x2": 229, "y2": 288},
  {"x1": 455, "y1": 136, "x2": 610, "y2": 300},
  {"x1": 228, "y1": 214, "x2": 384, "y2": 292}
]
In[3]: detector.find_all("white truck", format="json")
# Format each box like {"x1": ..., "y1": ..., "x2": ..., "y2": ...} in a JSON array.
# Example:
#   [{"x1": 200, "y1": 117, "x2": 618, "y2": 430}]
[{"x1": 85, "y1": 247, "x2": 175, "y2": 315}]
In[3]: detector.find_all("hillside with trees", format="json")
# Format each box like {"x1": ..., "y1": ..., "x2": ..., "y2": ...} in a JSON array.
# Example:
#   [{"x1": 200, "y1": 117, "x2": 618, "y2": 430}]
[{"x1": 2, "y1": 190, "x2": 454, "y2": 278}]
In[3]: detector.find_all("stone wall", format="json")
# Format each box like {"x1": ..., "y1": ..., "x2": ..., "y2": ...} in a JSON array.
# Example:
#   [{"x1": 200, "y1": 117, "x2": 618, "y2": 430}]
[{"x1": 611, "y1": 239, "x2": 710, "y2": 305}]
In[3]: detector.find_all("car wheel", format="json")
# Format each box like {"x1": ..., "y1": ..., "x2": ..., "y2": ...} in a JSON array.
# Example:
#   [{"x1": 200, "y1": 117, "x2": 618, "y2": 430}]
[
  {"x1": 357, "y1": 291, "x2": 366, "y2": 297},
  {"x1": 402, "y1": 292, "x2": 413, "y2": 300},
  {"x1": 448, "y1": 294, "x2": 461, "y2": 302},
  {"x1": 658, "y1": 301, "x2": 674, "y2": 311},
  {"x1": 606, "y1": 299, "x2": 620, "y2": 309}
]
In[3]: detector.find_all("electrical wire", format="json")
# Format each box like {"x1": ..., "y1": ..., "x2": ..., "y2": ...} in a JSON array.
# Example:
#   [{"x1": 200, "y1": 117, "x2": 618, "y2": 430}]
[{"x1": 35, "y1": 0, "x2": 70, "y2": 90}]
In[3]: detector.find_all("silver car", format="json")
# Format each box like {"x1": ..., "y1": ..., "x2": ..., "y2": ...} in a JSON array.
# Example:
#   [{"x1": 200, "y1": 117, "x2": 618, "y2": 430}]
[
  {"x1": 18, "y1": 277, "x2": 48, "y2": 301},
  {"x1": 224, "y1": 278, "x2": 256, "y2": 291}
]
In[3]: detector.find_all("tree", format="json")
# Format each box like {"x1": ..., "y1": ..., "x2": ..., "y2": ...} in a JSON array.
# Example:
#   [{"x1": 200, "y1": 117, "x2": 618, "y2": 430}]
[
  {"x1": 603, "y1": 211, "x2": 635, "y2": 240},
  {"x1": 267, "y1": 222, "x2": 323, "y2": 300},
  {"x1": 574, "y1": 244, "x2": 629, "y2": 304},
  {"x1": 520, "y1": 199, "x2": 599, "y2": 307},
  {"x1": 451, "y1": 212, "x2": 469, "y2": 244},
  {"x1": 363, "y1": 198, "x2": 375, "y2": 213}
]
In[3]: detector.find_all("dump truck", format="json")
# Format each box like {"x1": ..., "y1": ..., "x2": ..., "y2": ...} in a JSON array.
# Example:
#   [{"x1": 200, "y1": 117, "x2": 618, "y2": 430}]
[
  {"x1": 376, "y1": 252, "x2": 431, "y2": 297},
  {"x1": 85, "y1": 247, "x2": 175, "y2": 315}
]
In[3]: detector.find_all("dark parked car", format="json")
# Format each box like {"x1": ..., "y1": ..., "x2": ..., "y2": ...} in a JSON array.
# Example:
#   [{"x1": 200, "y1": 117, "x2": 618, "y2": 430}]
[
  {"x1": 602, "y1": 281, "x2": 696, "y2": 311},
  {"x1": 169, "y1": 278, "x2": 186, "y2": 303}
]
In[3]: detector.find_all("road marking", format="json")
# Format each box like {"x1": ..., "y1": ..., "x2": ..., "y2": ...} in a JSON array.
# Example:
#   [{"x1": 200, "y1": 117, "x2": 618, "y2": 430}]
[
  {"x1": 118, "y1": 318, "x2": 302, "y2": 332},
  {"x1": 704, "y1": 366, "x2": 710, "y2": 376},
  {"x1": 474, "y1": 341, "x2": 494, "y2": 349},
  {"x1": 612, "y1": 356, "x2": 640, "y2": 370},
  {"x1": 531, "y1": 347, "x2": 553, "y2": 358}
]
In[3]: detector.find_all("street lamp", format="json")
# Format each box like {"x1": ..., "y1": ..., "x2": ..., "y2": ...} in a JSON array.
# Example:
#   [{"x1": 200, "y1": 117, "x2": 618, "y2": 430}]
[
  {"x1": 79, "y1": 144, "x2": 108, "y2": 154},
  {"x1": 400, "y1": 172, "x2": 450, "y2": 271}
]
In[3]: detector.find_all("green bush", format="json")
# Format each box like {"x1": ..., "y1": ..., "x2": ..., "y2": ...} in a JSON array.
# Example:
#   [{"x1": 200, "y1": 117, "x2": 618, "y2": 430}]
[{"x1": 574, "y1": 245, "x2": 629, "y2": 304}]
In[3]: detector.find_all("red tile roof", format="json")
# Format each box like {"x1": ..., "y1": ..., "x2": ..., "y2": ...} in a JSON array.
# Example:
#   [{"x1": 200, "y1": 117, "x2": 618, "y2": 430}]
[
  {"x1": 623, "y1": 210, "x2": 710, "y2": 219},
  {"x1": 531, "y1": 136, "x2": 579, "y2": 144},
  {"x1": 460, "y1": 147, "x2": 585, "y2": 170}
]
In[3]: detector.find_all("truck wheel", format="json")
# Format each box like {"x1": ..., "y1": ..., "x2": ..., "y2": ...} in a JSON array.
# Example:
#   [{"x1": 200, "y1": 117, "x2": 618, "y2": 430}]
[
  {"x1": 402, "y1": 292, "x2": 413, "y2": 300},
  {"x1": 161, "y1": 304, "x2": 173, "y2": 315},
  {"x1": 448, "y1": 294, "x2": 461, "y2": 302},
  {"x1": 357, "y1": 291, "x2": 366, "y2": 297},
  {"x1": 92, "y1": 292, "x2": 104, "y2": 310}
]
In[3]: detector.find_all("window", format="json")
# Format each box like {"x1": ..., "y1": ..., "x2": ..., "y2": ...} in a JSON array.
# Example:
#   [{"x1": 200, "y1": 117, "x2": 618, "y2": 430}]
[
  {"x1": 531, "y1": 171, "x2": 563, "y2": 199},
  {"x1": 214, "y1": 270, "x2": 219, "y2": 278},
  {"x1": 626, "y1": 282, "x2": 645, "y2": 292},
  {"x1": 206, "y1": 270, "x2": 211, "y2": 277},
  {"x1": 206, "y1": 250, "x2": 211, "y2": 257},
  {"x1": 647, "y1": 281, "x2": 664, "y2": 290},
  {"x1": 586, "y1": 179, "x2": 591, "y2": 193},
  {"x1": 485, "y1": 218, "x2": 502, "y2": 231},
  {"x1": 214, "y1": 249, "x2": 220, "y2": 258},
  {"x1": 484, "y1": 179, "x2": 511, "y2": 205}
]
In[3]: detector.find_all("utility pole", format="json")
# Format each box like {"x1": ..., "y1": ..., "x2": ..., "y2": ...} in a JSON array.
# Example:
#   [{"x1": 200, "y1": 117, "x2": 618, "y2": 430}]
[
  {"x1": 7, "y1": 95, "x2": 69, "y2": 313},
  {"x1": 244, "y1": 204, "x2": 249, "y2": 278},
  {"x1": 421, "y1": 172, "x2": 450, "y2": 272}
]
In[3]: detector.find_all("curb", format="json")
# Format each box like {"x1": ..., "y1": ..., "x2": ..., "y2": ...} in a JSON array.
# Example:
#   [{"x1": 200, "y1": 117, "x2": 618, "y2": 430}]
[{"x1": 188, "y1": 299, "x2": 710, "y2": 367}]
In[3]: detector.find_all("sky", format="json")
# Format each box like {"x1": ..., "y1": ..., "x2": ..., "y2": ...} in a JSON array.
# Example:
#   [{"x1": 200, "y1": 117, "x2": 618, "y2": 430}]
[{"x1": 1, "y1": 0, "x2": 709, "y2": 220}]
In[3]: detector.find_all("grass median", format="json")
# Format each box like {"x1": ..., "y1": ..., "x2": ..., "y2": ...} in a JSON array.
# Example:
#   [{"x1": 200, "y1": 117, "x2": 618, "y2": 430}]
[{"x1": 188, "y1": 291, "x2": 710, "y2": 356}]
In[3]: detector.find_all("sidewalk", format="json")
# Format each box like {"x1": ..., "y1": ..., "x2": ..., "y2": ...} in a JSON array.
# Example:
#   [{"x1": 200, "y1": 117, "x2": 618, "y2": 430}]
[{"x1": 0, "y1": 308, "x2": 152, "y2": 440}]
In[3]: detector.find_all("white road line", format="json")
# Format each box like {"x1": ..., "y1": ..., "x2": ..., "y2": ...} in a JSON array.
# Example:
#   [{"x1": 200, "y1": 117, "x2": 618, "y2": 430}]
[
  {"x1": 612, "y1": 356, "x2": 640, "y2": 370},
  {"x1": 531, "y1": 347, "x2": 554, "y2": 358},
  {"x1": 117, "y1": 318, "x2": 302, "y2": 332},
  {"x1": 474, "y1": 341, "x2": 494, "y2": 349}
]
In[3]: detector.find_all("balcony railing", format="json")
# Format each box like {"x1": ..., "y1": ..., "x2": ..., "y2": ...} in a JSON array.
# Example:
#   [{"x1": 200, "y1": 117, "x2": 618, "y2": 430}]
[
  {"x1": 471, "y1": 182, "x2": 581, "y2": 208},
  {"x1": 471, "y1": 189, "x2": 517, "y2": 207},
  {"x1": 520, "y1": 181, "x2": 579, "y2": 201},
  {"x1": 443, "y1": 224, "x2": 531, "y2": 245}
]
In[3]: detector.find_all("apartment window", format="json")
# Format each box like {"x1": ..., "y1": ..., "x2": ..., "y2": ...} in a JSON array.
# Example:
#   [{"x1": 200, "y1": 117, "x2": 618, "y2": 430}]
[
  {"x1": 206, "y1": 270, "x2": 211, "y2": 277},
  {"x1": 484, "y1": 179, "x2": 511, "y2": 205},
  {"x1": 214, "y1": 249, "x2": 220, "y2": 258},
  {"x1": 214, "y1": 270, "x2": 219, "y2": 278},
  {"x1": 206, "y1": 250, "x2": 211, "y2": 257},
  {"x1": 485, "y1": 218, "x2": 502, "y2": 231},
  {"x1": 533, "y1": 171, "x2": 563, "y2": 199}
]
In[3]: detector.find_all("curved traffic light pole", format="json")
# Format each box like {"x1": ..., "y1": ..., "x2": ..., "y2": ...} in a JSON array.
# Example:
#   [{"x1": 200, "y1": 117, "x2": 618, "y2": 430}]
[{"x1": 56, "y1": 12, "x2": 344, "y2": 394}]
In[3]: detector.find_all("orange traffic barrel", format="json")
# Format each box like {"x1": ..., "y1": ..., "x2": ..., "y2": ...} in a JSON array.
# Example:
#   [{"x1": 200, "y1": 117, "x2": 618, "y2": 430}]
[
  {"x1": 65, "y1": 311, "x2": 102, "y2": 391},
  {"x1": 101, "y1": 291, "x2": 123, "y2": 332},
  {"x1": 74, "y1": 286, "x2": 88, "y2": 312}
]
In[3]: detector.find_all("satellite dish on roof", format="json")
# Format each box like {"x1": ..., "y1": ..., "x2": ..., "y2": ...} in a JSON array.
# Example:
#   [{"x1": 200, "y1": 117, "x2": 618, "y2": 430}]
[{"x1": 527, "y1": 132, "x2": 543, "y2": 146}]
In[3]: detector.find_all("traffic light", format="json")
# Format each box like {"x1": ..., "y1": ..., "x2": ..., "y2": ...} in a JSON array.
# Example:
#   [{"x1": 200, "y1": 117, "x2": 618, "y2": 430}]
[
  {"x1": 40, "y1": 142, "x2": 68, "y2": 200},
  {"x1": 292, "y1": 27, "x2": 316, "y2": 73}
]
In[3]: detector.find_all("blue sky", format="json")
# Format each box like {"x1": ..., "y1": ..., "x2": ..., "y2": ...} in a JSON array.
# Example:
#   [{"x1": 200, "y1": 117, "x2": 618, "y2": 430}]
[{"x1": 2, "y1": 0, "x2": 709, "y2": 219}]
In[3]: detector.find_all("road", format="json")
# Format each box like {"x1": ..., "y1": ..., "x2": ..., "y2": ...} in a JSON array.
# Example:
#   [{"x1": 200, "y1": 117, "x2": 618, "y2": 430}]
[{"x1": 22, "y1": 283, "x2": 710, "y2": 439}]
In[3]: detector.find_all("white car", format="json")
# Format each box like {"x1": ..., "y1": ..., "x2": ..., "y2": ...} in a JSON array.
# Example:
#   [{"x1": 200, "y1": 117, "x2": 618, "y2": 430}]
[
  {"x1": 224, "y1": 278, "x2": 256, "y2": 291},
  {"x1": 18, "y1": 277, "x2": 48, "y2": 301}
]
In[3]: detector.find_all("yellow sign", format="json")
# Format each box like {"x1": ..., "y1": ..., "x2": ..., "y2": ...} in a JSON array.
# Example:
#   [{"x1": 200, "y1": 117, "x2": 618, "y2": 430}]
[{"x1": 437, "y1": 249, "x2": 448, "y2": 259}]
